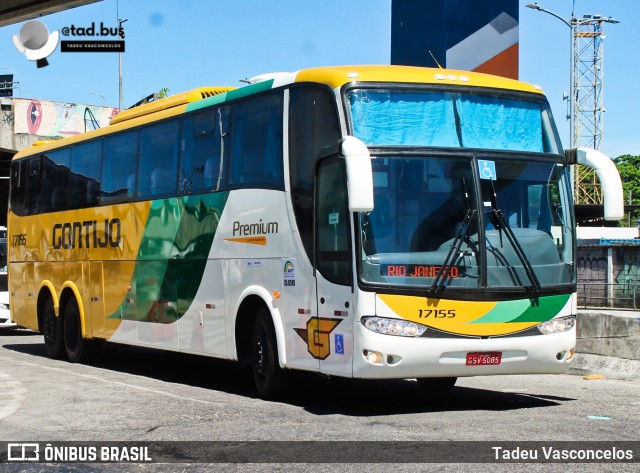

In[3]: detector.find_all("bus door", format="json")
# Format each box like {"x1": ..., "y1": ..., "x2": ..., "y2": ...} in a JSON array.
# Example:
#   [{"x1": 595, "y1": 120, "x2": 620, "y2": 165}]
[{"x1": 314, "y1": 157, "x2": 354, "y2": 376}]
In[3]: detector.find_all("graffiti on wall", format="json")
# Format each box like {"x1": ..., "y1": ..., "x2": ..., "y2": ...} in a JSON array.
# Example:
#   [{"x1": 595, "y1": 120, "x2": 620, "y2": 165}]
[
  {"x1": 1, "y1": 111, "x2": 13, "y2": 127},
  {"x1": 577, "y1": 246, "x2": 640, "y2": 308},
  {"x1": 614, "y1": 247, "x2": 640, "y2": 285},
  {"x1": 13, "y1": 98, "x2": 118, "y2": 137},
  {"x1": 577, "y1": 250, "x2": 607, "y2": 283}
]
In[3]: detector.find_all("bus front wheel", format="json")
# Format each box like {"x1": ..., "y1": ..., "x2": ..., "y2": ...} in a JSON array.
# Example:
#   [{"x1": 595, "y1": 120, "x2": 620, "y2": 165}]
[
  {"x1": 42, "y1": 298, "x2": 64, "y2": 359},
  {"x1": 251, "y1": 308, "x2": 289, "y2": 400}
]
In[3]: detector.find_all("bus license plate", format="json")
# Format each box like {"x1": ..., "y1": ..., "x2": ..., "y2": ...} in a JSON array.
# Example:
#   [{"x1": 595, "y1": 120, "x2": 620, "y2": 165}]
[{"x1": 466, "y1": 352, "x2": 502, "y2": 366}]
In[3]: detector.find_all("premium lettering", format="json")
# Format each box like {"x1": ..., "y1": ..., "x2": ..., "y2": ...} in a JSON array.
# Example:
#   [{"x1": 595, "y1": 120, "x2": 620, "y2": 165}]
[
  {"x1": 52, "y1": 218, "x2": 121, "y2": 249},
  {"x1": 232, "y1": 219, "x2": 278, "y2": 236}
]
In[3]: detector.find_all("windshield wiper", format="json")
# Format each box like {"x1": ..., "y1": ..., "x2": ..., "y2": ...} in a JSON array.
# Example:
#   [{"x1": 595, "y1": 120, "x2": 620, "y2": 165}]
[
  {"x1": 428, "y1": 208, "x2": 476, "y2": 297},
  {"x1": 488, "y1": 181, "x2": 542, "y2": 297}
]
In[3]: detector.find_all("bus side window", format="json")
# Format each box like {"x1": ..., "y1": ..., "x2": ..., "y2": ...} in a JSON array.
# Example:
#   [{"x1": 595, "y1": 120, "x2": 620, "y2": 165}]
[
  {"x1": 179, "y1": 110, "x2": 222, "y2": 194},
  {"x1": 70, "y1": 141, "x2": 102, "y2": 209},
  {"x1": 25, "y1": 156, "x2": 42, "y2": 215},
  {"x1": 229, "y1": 94, "x2": 283, "y2": 189},
  {"x1": 101, "y1": 131, "x2": 138, "y2": 205},
  {"x1": 10, "y1": 160, "x2": 26, "y2": 216},
  {"x1": 138, "y1": 120, "x2": 179, "y2": 199},
  {"x1": 39, "y1": 149, "x2": 71, "y2": 213}
]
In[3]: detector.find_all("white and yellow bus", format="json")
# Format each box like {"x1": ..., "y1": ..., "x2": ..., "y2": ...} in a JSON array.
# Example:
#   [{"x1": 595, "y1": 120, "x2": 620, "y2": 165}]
[{"x1": 8, "y1": 65, "x2": 623, "y2": 398}]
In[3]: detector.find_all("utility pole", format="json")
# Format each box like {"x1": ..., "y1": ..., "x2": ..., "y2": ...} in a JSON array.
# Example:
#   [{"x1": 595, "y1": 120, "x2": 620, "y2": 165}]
[{"x1": 118, "y1": 18, "x2": 127, "y2": 111}]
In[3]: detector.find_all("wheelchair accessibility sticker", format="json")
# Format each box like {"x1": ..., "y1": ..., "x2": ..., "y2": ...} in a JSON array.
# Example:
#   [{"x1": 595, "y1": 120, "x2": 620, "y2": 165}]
[
  {"x1": 335, "y1": 334, "x2": 344, "y2": 355},
  {"x1": 478, "y1": 160, "x2": 497, "y2": 180}
]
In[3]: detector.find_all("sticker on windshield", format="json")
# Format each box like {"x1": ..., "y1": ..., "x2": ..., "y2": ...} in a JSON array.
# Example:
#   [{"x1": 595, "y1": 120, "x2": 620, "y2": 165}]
[{"x1": 478, "y1": 160, "x2": 497, "y2": 180}]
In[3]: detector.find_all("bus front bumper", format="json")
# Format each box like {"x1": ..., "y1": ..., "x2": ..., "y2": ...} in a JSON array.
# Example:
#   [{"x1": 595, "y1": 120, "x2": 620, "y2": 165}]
[{"x1": 352, "y1": 322, "x2": 576, "y2": 379}]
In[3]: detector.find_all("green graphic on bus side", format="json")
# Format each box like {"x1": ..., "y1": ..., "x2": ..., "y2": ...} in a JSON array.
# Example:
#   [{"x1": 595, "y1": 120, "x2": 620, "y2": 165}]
[{"x1": 108, "y1": 192, "x2": 229, "y2": 323}]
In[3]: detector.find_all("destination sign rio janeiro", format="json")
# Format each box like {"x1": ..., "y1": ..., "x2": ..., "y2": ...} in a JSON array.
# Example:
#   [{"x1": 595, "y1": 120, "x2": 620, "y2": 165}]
[{"x1": 381, "y1": 264, "x2": 463, "y2": 278}]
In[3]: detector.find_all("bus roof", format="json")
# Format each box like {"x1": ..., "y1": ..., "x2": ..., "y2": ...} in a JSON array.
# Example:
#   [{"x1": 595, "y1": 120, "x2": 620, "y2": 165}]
[
  {"x1": 12, "y1": 64, "x2": 544, "y2": 160},
  {"x1": 294, "y1": 65, "x2": 544, "y2": 94}
]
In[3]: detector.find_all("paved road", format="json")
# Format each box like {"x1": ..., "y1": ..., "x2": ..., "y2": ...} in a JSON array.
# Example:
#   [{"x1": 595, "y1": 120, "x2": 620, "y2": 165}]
[{"x1": 1, "y1": 329, "x2": 639, "y2": 472}]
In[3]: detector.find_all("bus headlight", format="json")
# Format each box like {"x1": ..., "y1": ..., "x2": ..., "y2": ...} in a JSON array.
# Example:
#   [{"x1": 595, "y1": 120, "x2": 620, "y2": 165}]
[
  {"x1": 536, "y1": 316, "x2": 576, "y2": 335},
  {"x1": 362, "y1": 317, "x2": 427, "y2": 337}
]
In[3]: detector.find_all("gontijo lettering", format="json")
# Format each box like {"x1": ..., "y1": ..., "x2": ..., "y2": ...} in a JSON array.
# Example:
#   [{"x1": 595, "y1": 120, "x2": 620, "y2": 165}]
[{"x1": 52, "y1": 218, "x2": 121, "y2": 249}]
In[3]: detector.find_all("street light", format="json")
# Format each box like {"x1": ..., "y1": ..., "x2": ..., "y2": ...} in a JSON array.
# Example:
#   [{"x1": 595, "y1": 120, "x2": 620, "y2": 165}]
[{"x1": 525, "y1": 3, "x2": 619, "y2": 149}]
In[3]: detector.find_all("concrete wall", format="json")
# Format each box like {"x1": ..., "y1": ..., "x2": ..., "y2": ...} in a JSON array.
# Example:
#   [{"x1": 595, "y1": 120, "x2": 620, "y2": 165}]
[
  {"x1": 1, "y1": 97, "x2": 118, "y2": 153},
  {"x1": 573, "y1": 309, "x2": 640, "y2": 379}
]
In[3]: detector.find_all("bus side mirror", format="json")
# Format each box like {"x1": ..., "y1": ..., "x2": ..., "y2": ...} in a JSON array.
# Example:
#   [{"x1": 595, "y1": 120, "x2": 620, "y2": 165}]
[
  {"x1": 564, "y1": 147, "x2": 624, "y2": 221},
  {"x1": 342, "y1": 136, "x2": 374, "y2": 212}
]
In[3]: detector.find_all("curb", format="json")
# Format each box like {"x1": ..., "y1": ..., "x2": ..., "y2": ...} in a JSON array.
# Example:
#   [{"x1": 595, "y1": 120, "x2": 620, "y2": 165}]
[{"x1": 570, "y1": 353, "x2": 640, "y2": 380}]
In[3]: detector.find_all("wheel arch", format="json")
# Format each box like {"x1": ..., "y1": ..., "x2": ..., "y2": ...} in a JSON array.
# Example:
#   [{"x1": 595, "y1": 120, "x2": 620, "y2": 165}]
[
  {"x1": 234, "y1": 287, "x2": 286, "y2": 367},
  {"x1": 37, "y1": 281, "x2": 58, "y2": 331},
  {"x1": 59, "y1": 282, "x2": 87, "y2": 338}
]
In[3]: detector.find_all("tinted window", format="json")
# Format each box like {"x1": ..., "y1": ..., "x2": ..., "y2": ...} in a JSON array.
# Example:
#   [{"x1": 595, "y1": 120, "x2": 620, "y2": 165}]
[
  {"x1": 289, "y1": 86, "x2": 341, "y2": 258},
  {"x1": 229, "y1": 94, "x2": 283, "y2": 189},
  {"x1": 138, "y1": 120, "x2": 180, "y2": 199},
  {"x1": 70, "y1": 141, "x2": 102, "y2": 209},
  {"x1": 179, "y1": 110, "x2": 224, "y2": 194},
  {"x1": 316, "y1": 158, "x2": 351, "y2": 286},
  {"x1": 41, "y1": 149, "x2": 71, "y2": 213},
  {"x1": 25, "y1": 157, "x2": 42, "y2": 215},
  {"x1": 101, "y1": 131, "x2": 138, "y2": 204},
  {"x1": 10, "y1": 160, "x2": 26, "y2": 216}
]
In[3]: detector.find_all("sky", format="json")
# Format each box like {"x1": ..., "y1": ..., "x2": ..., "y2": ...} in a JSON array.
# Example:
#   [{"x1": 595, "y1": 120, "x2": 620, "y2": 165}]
[{"x1": 0, "y1": 0, "x2": 638, "y2": 159}]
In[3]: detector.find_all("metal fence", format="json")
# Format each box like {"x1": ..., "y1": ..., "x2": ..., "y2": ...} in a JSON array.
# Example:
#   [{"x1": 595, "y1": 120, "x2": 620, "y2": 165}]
[{"x1": 577, "y1": 282, "x2": 640, "y2": 309}]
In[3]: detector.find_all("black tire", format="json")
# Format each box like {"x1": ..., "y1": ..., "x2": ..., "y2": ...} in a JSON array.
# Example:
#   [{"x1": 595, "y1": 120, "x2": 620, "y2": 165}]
[
  {"x1": 63, "y1": 297, "x2": 93, "y2": 363},
  {"x1": 416, "y1": 377, "x2": 457, "y2": 393},
  {"x1": 251, "y1": 308, "x2": 289, "y2": 400},
  {"x1": 42, "y1": 298, "x2": 65, "y2": 359}
]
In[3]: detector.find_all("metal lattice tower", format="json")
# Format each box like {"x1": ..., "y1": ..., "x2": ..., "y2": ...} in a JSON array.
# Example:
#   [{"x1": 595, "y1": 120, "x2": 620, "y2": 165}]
[{"x1": 572, "y1": 16, "x2": 613, "y2": 204}]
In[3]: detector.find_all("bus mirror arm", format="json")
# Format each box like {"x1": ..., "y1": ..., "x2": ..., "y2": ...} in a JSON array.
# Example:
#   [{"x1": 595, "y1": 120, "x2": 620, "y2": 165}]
[
  {"x1": 341, "y1": 136, "x2": 374, "y2": 213},
  {"x1": 564, "y1": 147, "x2": 624, "y2": 221}
]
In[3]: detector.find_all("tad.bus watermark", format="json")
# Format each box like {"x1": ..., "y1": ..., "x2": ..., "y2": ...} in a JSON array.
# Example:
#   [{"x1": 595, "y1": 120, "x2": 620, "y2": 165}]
[{"x1": 12, "y1": 19, "x2": 125, "y2": 68}]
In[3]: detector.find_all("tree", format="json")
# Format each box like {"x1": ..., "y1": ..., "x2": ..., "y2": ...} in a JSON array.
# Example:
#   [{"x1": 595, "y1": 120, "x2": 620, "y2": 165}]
[
  {"x1": 157, "y1": 88, "x2": 170, "y2": 99},
  {"x1": 613, "y1": 154, "x2": 640, "y2": 225}
]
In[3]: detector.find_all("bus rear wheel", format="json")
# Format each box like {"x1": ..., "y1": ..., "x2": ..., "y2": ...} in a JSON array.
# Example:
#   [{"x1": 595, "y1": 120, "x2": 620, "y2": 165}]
[
  {"x1": 42, "y1": 298, "x2": 64, "y2": 359},
  {"x1": 63, "y1": 297, "x2": 93, "y2": 363},
  {"x1": 416, "y1": 377, "x2": 457, "y2": 393},
  {"x1": 251, "y1": 308, "x2": 289, "y2": 400}
]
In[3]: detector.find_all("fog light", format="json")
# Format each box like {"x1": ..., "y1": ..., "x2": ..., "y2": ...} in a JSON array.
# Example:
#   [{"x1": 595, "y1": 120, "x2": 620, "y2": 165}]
[{"x1": 363, "y1": 349, "x2": 383, "y2": 364}]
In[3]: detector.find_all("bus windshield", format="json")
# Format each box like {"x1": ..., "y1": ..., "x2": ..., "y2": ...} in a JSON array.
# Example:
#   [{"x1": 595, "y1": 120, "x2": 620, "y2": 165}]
[
  {"x1": 346, "y1": 88, "x2": 561, "y2": 154},
  {"x1": 359, "y1": 156, "x2": 574, "y2": 292}
]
